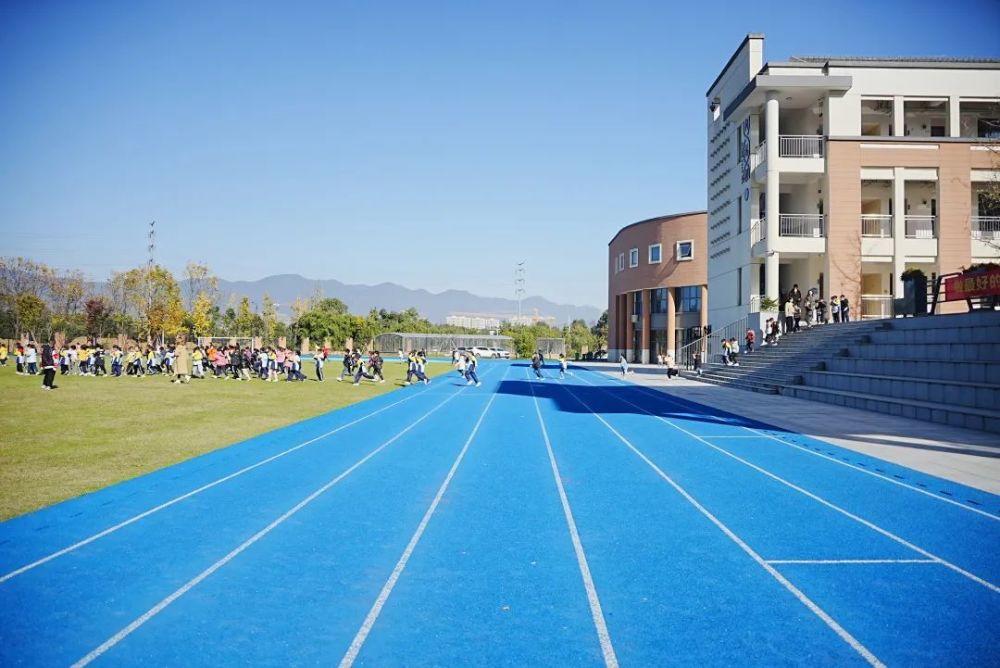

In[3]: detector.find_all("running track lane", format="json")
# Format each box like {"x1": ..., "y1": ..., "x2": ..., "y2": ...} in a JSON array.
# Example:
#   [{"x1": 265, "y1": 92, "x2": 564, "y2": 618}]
[{"x1": 0, "y1": 360, "x2": 998, "y2": 666}]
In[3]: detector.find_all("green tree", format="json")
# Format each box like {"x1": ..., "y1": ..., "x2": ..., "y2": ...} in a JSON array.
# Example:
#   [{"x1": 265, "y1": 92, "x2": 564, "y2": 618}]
[
  {"x1": 235, "y1": 297, "x2": 254, "y2": 336},
  {"x1": 120, "y1": 265, "x2": 185, "y2": 343},
  {"x1": 591, "y1": 311, "x2": 608, "y2": 350},
  {"x1": 261, "y1": 292, "x2": 277, "y2": 343},
  {"x1": 563, "y1": 319, "x2": 596, "y2": 357},
  {"x1": 15, "y1": 293, "x2": 47, "y2": 342}
]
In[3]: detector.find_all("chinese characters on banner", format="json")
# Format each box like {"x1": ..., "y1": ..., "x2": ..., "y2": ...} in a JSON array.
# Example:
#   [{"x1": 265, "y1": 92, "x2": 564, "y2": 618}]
[{"x1": 943, "y1": 268, "x2": 1000, "y2": 301}]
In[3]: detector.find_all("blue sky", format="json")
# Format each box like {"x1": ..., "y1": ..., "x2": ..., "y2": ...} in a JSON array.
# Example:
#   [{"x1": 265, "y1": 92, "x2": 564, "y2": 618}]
[{"x1": 1, "y1": 1, "x2": 998, "y2": 309}]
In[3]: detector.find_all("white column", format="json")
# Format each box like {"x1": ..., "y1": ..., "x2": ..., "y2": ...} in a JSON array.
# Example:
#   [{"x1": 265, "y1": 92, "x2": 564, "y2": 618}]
[
  {"x1": 764, "y1": 92, "x2": 780, "y2": 302},
  {"x1": 893, "y1": 95, "x2": 905, "y2": 137},
  {"x1": 948, "y1": 95, "x2": 961, "y2": 138},
  {"x1": 892, "y1": 167, "x2": 906, "y2": 297}
]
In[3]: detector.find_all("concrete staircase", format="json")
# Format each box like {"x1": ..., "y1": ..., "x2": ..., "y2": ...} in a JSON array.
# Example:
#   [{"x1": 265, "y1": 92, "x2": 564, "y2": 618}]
[
  {"x1": 685, "y1": 311, "x2": 1000, "y2": 433},
  {"x1": 685, "y1": 320, "x2": 884, "y2": 394}
]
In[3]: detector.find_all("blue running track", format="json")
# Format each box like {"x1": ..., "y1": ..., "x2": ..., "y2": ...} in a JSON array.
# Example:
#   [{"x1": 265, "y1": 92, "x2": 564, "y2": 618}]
[{"x1": 1, "y1": 361, "x2": 998, "y2": 666}]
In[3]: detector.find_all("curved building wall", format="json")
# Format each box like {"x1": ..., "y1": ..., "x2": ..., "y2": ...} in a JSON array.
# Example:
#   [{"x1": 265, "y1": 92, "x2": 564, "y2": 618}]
[{"x1": 608, "y1": 211, "x2": 708, "y2": 363}]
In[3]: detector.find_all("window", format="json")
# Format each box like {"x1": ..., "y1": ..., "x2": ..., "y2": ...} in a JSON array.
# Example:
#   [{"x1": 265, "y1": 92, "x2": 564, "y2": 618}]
[
  {"x1": 632, "y1": 292, "x2": 642, "y2": 316},
  {"x1": 648, "y1": 243, "x2": 662, "y2": 264},
  {"x1": 737, "y1": 267, "x2": 742, "y2": 306},
  {"x1": 676, "y1": 286, "x2": 701, "y2": 313},
  {"x1": 629, "y1": 248, "x2": 639, "y2": 268},
  {"x1": 650, "y1": 288, "x2": 668, "y2": 314},
  {"x1": 676, "y1": 240, "x2": 694, "y2": 261},
  {"x1": 617, "y1": 253, "x2": 625, "y2": 272}
]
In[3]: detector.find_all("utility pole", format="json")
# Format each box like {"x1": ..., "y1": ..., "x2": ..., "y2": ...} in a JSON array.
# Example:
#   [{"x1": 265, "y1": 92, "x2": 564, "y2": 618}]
[
  {"x1": 514, "y1": 262, "x2": 526, "y2": 322},
  {"x1": 147, "y1": 221, "x2": 156, "y2": 344}
]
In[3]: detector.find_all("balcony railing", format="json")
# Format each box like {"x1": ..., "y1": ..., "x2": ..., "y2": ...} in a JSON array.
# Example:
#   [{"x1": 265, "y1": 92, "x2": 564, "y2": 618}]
[
  {"x1": 905, "y1": 215, "x2": 936, "y2": 239},
  {"x1": 750, "y1": 218, "x2": 765, "y2": 245},
  {"x1": 861, "y1": 214, "x2": 892, "y2": 238},
  {"x1": 861, "y1": 294, "x2": 893, "y2": 320},
  {"x1": 779, "y1": 135, "x2": 824, "y2": 158},
  {"x1": 779, "y1": 214, "x2": 825, "y2": 238},
  {"x1": 972, "y1": 215, "x2": 1000, "y2": 240}
]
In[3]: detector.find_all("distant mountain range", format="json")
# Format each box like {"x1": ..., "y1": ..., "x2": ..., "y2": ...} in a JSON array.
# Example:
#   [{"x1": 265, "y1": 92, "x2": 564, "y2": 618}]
[{"x1": 197, "y1": 274, "x2": 603, "y2": 325}]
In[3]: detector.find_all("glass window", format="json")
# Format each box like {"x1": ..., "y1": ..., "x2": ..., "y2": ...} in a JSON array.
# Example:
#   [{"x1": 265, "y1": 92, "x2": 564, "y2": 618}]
[
  {"x1": 650, "y1": 288, "x2": 668, "y2": 314},
  {"x1": 629, "y1": 248, "x2": 639, "y2": 268},
  {"x1": 675, "y1": 286, "x2": 701, "y2": 313},
  {"x1": 632, "y1": 292, "x2": 642, "y2": 315},
  {"x1": 649, "y1": 244, "x2": 662, "y2": 264},
  {"x1": 617, "y1": 253, "x2": 625, "y2": 272},
  {"x1": 676, "y1": 240, "x2": 694, "y2": 261}
]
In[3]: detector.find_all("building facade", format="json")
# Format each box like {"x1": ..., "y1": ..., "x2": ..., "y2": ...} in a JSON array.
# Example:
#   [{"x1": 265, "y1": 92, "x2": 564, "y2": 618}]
[
  {"x1": 706, "y1": 34, "x2": 1000, "y2": 329},
  {"x1": 608, "y1": 212, "x2": 708, "y2": 363}
]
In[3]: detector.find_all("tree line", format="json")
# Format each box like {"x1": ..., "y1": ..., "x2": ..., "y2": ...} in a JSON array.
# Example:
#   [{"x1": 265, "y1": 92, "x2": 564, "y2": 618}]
[{"x1": 0, "y1": 256, "x2": 608, "y2": 355}]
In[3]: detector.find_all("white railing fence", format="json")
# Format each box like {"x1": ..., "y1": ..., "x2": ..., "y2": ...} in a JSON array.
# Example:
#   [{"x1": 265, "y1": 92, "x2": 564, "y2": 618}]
[
  {"x1": 779, "y1": 135, "x2": 824, "y2": 158},
  {"x1": 779, "y1": 213, "x2": 825, "y2": 238},
  {"x1": 905, "y1": 215, "x2": 936, "y2": 239},
  {"x1": 861, "y1": 294, "x2": 893, "y2": 320},
  {"x1": 750, "y1": 218, "x2": 765, "y2": 245},
  {"x1": 861, "y1": 214, "x2": 892, "y2": 238},
  {"x1": 972, "y1": 216, "x2": 1000, "y2": 240}
]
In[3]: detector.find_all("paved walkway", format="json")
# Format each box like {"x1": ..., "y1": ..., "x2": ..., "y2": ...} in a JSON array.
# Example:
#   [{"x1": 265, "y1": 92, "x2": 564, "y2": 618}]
[{"x1": 577, "y1": 363, "x2": 1000, "y2": 495}]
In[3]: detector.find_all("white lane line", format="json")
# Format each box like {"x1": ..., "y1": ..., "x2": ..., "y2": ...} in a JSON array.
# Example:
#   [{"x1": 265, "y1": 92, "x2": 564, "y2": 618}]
[
  {"x1": 741, "y1": 426, "x2": 1000, "y2": 522},
  {"x1": 588, "y1": 367, "x2": 1000, "y2": 522},
  {"x1": 767, "y1": 559, "x2": 938, "y2": 565},
  {"x1": 1, "y1": 384, "x2": 436, "y2": 586},
  {"x1": 557, "y1": 381, "x2": 884, "y2": 668},
  {"x1": 337, "y1": 365, "x2": 508, "y2": 667},
  {"x1": 71, "y1": 376, "x2": 483, "y2": 668},
  {"x1": 573, "y1": 373, "x2": 1000, "y2": 595},
  {"x1": 526, "y1": 368, "x2": 619, "y2": 668}
]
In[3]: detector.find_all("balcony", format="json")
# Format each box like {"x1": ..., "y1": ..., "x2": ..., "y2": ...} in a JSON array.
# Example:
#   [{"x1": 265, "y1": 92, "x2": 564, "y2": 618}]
[
  {"x1": 972, "y1": 216, "x2": 1000, "y2": 240},
  {"x1": 861, "y1": 295, "x2": 893, "y2": 320},
  {"x1": 905, "y1": 215, "x2": 936, "y2": 239},
  {"x1": 780, "y1": 214, "x2": 824, "y2": 238},
  {"x1": 750, "y1": 218, "x2": 765, "y2": 245},
  {"x1": 779, "y1": 135, "x2": 824, "y2": 158},
  {"x1": 861, "y1": 214, "x2": 892, "y2": 238}
]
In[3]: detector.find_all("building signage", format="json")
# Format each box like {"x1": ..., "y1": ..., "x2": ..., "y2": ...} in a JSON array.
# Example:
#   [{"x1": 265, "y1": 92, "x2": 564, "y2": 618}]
[
  {"x1": 739, "y1": 116, "x2": 752, "y2": 183},
  {"x1": 943, "y1": 268, "x2": 1000, "y2": 301}
]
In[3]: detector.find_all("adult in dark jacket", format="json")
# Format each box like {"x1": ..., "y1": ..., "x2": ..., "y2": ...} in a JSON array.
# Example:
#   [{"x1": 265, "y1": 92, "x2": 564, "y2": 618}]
[{"x1": 41, "y1": 344, "x2": 56, "y2": 390}]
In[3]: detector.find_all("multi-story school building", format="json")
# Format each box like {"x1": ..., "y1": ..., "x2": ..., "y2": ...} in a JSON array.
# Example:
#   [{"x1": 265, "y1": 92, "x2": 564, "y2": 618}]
[
  {"x1": 706, "y1": 34, "x2": 1000, "y2": 329},
  {"x1": 607, "y1": 211, "x2": 708, "y2": 363}
]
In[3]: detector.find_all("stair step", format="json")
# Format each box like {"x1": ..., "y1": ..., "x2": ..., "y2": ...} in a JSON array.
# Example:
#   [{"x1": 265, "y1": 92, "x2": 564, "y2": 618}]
[{"x1": 781, "y1": 385, "x2": 1000, "y2": 433}]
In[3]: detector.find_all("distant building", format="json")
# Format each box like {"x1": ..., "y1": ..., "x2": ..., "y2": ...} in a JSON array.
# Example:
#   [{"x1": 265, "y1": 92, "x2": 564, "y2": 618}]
[
  {"x1": 608, "y1": 211, "x2": 709, "y2": 364},
  {"x1": 445, "y1": 314, "x2": 504, "y2": 330}
]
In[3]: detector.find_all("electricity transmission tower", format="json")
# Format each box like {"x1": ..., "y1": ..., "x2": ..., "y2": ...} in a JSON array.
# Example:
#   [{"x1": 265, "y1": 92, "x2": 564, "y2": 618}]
[{"x1": 514, "y1": 262, "x2": 526, "y2": 321}]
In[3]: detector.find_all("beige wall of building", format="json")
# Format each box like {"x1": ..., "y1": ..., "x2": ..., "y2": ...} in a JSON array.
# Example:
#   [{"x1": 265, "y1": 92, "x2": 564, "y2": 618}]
[{"x1": 607, "y1": 212, "x2": 708, "y2": 363}]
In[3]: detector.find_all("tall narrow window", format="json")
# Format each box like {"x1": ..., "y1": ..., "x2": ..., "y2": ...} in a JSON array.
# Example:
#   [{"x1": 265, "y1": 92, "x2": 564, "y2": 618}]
[
  {"x1": 737, "y1": 267, "x2": 743, "y2": 306},
  {"x1": 629, "y1": 248, "x2": 639, "y2": 268}
]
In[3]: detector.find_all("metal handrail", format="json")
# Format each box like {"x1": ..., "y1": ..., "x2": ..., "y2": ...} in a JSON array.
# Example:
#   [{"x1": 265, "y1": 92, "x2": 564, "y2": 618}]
[
  {"x1": 779, "y1": 135, "x2": 824, "y2": 158},
  {"x1": 779, "y1": 214, "x2": 825, "y2": 238},
  {"x1": 677, "y1": 313, "x2": 751, "y2": 370},
  {"x1": 905, "y1": 214, "x2": 936, "y2": 239},
  {"x1": 972, "y1": 215, "x2": 1000, "y2": 240},
  {"x1": 861, "y1": 214, "x2": 892, "y2": 238}
]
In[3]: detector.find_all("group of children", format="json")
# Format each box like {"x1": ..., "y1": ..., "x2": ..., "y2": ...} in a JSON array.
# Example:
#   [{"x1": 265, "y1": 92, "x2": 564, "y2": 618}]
[
  {"x1": 335, "y1": 349, "x2": 387, "y2": 386},
  {"x1": 3, "y1": 339, "x2": 575, "y2": 391}
]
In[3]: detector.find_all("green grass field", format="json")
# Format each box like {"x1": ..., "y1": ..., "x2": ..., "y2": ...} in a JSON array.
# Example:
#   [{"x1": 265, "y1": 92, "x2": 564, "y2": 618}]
[{"x1": 0, "y1": 359, "x2": 453, "y2": 520}]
